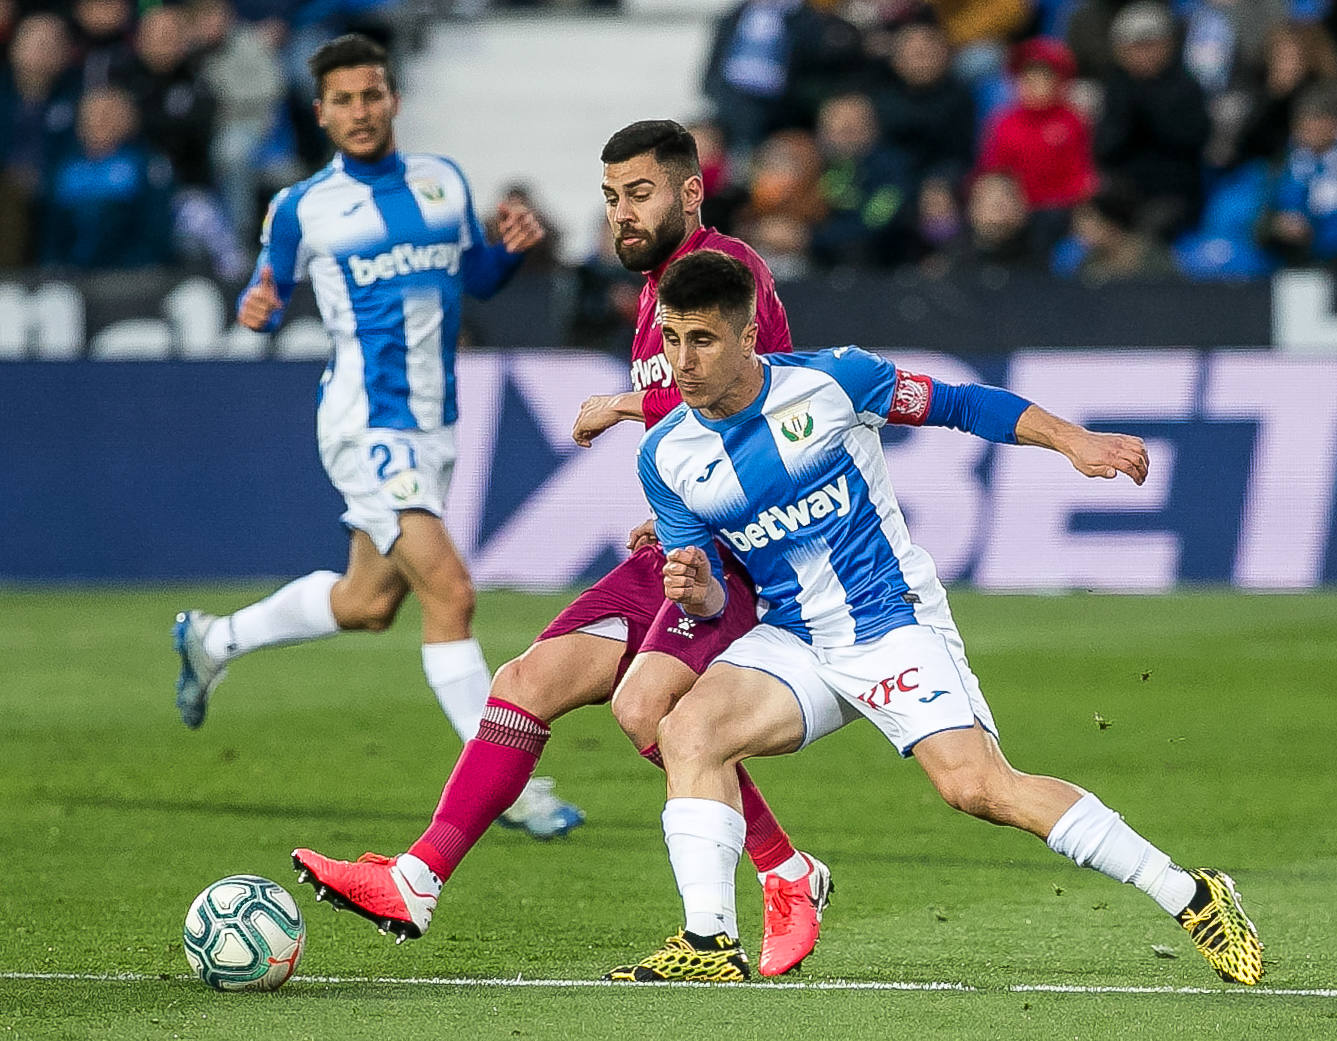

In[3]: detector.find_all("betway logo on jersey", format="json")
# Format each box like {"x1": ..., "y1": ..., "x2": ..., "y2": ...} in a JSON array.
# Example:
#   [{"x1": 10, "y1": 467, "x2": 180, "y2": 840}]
[
  {"x1": 631, "y1": 352, "x2": 673, "y2": 391},
  {"x1": 720, "y1": 475, "x2": 851, "y2": 552},
  {"x1": 348, "y1": 243, "x2": 461, "y2": 286}
]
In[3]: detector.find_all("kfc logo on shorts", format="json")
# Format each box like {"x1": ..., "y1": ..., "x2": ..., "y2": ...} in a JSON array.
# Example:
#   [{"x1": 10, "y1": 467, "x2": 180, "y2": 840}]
[
  {"x1": 854, "y1": 667, "x2": 919, "y2": 708},
  {"x1": 667, "y1": 614, "x2": 696, "y2": 639},
  {"x1": 888, "y1": 371, "x2": 932, "y2": 425}
]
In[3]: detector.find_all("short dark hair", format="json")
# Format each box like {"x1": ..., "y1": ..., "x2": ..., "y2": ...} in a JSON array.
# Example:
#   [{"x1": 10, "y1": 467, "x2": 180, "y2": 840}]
[
  {"x1": 657, "y1": 250, "x2": 756, "y2": 329},
  {"x1": 309, "y1": 34, "x2": 396, "y2": 97},
  {"x1": 601, "y1": 119, "x2": 701, "y2": 183}
]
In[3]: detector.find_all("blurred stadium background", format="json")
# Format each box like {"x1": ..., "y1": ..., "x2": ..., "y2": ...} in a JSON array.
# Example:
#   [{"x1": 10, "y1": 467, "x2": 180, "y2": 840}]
[
  {"x1": 2, "y1": 0, "x2": 1336, "y2": 587},
  {"x1": 3, "y1": 5, "x2": 1337, "y2": 1035}
]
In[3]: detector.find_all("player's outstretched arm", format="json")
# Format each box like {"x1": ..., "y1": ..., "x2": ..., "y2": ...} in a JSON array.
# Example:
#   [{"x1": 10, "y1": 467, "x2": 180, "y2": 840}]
[
  {"x1": 572, "y1": 391, "x2": 647, "y2": 447},
  {"x1": 663, "y1": 546, "x2": 726, "y2": 618},
  {"x1": 1014, "y1": 404, "x2": 1149, "y2": 485}
]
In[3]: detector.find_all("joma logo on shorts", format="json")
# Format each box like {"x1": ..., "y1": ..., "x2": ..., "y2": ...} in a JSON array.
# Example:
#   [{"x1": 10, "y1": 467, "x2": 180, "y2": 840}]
[
  {"x1": 720, "y1": 475, "x2": 851, "y2": 552},
  {"x1": 348, "y1": 243, "x2": 462, "y2": 286}
]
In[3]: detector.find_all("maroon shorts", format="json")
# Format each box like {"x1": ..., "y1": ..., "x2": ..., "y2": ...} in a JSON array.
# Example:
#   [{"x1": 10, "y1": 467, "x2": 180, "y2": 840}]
[{"x1": 537, "y1": 544, "x2": 759, "y2": 688}]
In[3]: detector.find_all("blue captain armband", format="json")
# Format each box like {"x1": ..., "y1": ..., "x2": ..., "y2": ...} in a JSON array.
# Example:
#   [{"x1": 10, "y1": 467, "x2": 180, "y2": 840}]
[{"x1": 889, "y1": 370, "x2": 1032, "y2": 444}]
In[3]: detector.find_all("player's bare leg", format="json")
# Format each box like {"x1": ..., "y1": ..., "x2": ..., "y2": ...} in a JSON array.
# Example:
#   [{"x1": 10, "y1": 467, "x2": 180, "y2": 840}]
[
  {"x1": 174, "y1": 530, "x2": 400, "y2": 728},
  {"x1": 613, "y1": 650, "x2": 830, "y2": 973},
  {"x1": 607, "y1": 664, "x2": 830, "y2": 981},
  {"x1": 913, "y1": 724, "x2": 1262, "y2": 984},
  {"x1": 391, "y1": 509, "x2": 583, "y2": 838}
]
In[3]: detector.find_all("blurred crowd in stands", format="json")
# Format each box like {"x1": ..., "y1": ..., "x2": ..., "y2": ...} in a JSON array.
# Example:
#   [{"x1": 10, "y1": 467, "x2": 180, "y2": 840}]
[{"x1": 8, "y1": 0, "x2": 1337, "y2": 290}]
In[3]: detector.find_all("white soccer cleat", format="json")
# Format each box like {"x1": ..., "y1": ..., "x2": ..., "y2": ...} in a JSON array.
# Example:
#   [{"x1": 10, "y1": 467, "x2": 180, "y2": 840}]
[
  {"x1": 173, "y1": 610, "x2": 227, "y2": 729},
  {"x1": 497, "y1": 776, "x2": 586, "y2": 840}
]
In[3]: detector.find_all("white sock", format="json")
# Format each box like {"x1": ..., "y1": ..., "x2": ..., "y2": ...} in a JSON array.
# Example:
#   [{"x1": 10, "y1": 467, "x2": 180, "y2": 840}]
[
  {"x1": 663, "y1": 797, "x2": 746, "y2": 939},
  {"x1": 422, "y1": 639, "x2": 490, "y2": 742},
  {"x1": 759, "y1": 851, "x2": 810, "y2": 884},
  {"x1": 1047, "y1": 792, "x2": 1198, "y2": 915},
  {"x1": 395, "y1": 852, "x2": 442, "y2": 901},
  {"x1": 203, "y1": 570, "x2": 340, "y2": 662}
]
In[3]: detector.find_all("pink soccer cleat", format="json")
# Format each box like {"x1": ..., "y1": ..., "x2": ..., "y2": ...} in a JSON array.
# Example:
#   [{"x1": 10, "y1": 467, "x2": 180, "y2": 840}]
[
  {"x1": 758, "y1": 853, "x2": 833, "y2": 977},
  {"x1": 291, "y1": 848, "x2": 437, "y2": 943}
]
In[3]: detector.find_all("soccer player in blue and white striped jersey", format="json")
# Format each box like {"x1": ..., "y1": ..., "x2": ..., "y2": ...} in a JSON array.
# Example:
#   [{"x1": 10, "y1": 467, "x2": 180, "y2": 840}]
[
  {"x1": 607, "y1": 250, "x2": 1262, "y2": 985},
  {"x1": 171, "y1": 34, "x2": 582, "y2": 838}
]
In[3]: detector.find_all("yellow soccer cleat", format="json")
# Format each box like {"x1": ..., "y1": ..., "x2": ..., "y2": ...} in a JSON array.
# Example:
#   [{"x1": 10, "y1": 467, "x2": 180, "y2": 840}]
[
  {"x1": 1177, "y1": 868, "x2": 1264, "y2": 985},
  {"x1": 603, "y1": 930, "x2": 751, "y2": 982}
]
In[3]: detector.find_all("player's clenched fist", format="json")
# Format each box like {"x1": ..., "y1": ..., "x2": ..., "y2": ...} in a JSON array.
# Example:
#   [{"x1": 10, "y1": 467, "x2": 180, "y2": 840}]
[
  {"x1": 663, "y1": 546, "x2": 723, "y2": 617},
  {"x1": 238, "y1": 265, "x2": 282, "y2": 331}
]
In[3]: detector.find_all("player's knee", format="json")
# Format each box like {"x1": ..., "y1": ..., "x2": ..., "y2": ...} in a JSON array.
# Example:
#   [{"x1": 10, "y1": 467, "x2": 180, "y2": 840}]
[
  {"x1": 611, "y1": 687, "x2": 668, "y2": 748},
  {"x1": 656, "y1": 699, "x2": 726, "y2": 767}
]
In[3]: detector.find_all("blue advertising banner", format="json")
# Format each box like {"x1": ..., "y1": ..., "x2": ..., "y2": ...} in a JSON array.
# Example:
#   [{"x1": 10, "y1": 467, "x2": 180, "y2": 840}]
[{"x1": 2, "y1": 352, "x2": 1336, "y2": 588}]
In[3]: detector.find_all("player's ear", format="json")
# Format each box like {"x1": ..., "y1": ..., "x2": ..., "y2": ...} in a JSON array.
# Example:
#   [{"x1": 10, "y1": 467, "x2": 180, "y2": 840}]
[
  {"x1": 741, "y1": 319, "x2": 758, "y2": 355},
  {"x1": 313, "y1": 97, "x2": 325, "y2": 129},
  {"x1": 681, "y1": 174, "x2": 704, "y2": 219}
]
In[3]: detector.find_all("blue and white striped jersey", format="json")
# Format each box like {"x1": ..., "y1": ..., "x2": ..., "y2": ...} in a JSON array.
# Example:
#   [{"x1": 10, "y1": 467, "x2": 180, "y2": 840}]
[
  {"x1": 638, "y1": 347, "x2": 1029, "y2": 648},
  {"x1": 246, "y1": 150, "x2": 521, "y2": 441}
]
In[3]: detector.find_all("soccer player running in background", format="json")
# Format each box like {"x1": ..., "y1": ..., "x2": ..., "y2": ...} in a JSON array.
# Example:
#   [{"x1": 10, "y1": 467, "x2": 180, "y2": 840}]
[
  {"x1": 292, "y1": 121, "x2": 833, "y2": 977},
  {"x1": 171, "y1": 34, "x2": 583, "y2": 839},
  {"x1": 609, "y1": 250, "x2": 1262, "y2": 985}
]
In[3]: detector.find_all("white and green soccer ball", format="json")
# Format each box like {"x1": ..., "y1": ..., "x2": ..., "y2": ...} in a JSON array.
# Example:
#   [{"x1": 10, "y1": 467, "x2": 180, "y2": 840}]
[{"x1": 183, "y1": 875, "x2": 305, "y2": 991}]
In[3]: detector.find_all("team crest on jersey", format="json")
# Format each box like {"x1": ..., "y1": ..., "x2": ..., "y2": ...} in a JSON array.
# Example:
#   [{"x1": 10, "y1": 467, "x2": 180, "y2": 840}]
[
  {"x1": 774, "y1": 400, "x2": 815, "y2": 443},
  {"x1": 384, "y1": 469, "x2": 422, "y2": 504},
  {"x1": 411, "y1": 179, "x2": 445, "y2": 204}
]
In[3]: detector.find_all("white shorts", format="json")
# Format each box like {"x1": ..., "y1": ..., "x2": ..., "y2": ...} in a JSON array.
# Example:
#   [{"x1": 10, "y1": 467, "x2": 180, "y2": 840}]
[
  {"x1": 715, "y1": 622, "x2": 998, "y2": 757},
  {"x1": 318, "y1": 426, "x2": 457, "y2": 554}
]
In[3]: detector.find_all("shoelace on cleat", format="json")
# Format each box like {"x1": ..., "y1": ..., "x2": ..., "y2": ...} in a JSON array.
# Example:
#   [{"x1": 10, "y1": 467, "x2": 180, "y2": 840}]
[{"x1": 357, "y1": 852, "x2": 396, "y2": 866}]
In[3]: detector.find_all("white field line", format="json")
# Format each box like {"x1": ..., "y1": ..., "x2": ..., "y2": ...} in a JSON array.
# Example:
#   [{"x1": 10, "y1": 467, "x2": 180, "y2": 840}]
[{"x1": 1, "y1": 972, "x2": 1334, "y2": 997}]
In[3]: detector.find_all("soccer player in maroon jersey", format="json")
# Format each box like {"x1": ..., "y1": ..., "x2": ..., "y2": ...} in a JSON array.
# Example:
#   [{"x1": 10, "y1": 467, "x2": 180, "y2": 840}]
[{"x1": 293, "y1": 121, "x2": 830, "y2": 978}]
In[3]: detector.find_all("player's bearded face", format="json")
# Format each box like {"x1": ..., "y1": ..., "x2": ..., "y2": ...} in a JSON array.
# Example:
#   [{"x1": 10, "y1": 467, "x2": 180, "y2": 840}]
[
  {"x1": 603, "y1": 156, "x2": 694, "y2": 272},
  {"x1": 316, "y1": 64, "x2": 398, "y2": 162}
]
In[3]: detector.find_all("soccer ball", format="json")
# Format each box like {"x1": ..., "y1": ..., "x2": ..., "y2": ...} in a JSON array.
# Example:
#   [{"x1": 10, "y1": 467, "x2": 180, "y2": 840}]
[{"x1": 183, "y1": 875, "x2": 305, "y2": 991}]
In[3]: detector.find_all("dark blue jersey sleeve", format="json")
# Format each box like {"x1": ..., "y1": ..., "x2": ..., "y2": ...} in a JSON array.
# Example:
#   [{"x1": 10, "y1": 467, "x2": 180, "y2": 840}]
[
  {"x1": 239, "y1": 187, "x2": 300, "y2": 331},
  {"x1": 455, "y1": 167, "x2": 524, "y2": 300}
]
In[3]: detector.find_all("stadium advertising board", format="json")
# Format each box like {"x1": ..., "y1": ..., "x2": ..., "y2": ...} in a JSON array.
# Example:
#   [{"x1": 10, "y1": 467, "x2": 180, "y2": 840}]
[{"x1": 3, "y1": 351, "x2": 1334, "y2": 588}]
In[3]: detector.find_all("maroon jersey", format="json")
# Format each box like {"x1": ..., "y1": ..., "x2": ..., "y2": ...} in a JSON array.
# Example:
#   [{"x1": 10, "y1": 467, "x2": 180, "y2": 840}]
[{"x1": 630, "y1": 226, "x2": 792, "y2": 428}]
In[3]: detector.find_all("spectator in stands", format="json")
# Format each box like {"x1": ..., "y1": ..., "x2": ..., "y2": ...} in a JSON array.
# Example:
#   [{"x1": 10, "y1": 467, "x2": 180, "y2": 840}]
[
  {"x1": 1264, "y1": 82, "x2": 1337, "y2": 263},
  {"x1": 191, "y1": 0, "x2": 291, "y2": 242},
  {"x1": 69, "y1": 0, "x2": 135, "y2": 88},
  {"x1": 1070, "y1": 181, "x2": 1177, "y2": 283},
  {"x1": 1178, "y1": 0, "x2": 1292, "y2": 94},
  {"x1": 1234, "y1": 20, "x2": 1337, "y2": 166},
  {"x1": 810, "y1": 91, "x2": 914, "y2": 266},
  {"x1": 40, "y1": 85, "x2": 175, "y2": 269},
  {"x1": 925, "y1": 170, "x2": 1047, "y2": 274},
  {"x1": 1095, "y1": 2, "x2": 1211, "y2": 237},
  {"x1": 928, "y1": 0, "x2": 1034, "y2": 84},
  {"x1": 121, "y1": 5, "x2": 217, "y2": 188},
  {"x1": 864, "y1": 17, "x2": 976, "y2": 190},
  {"x1": 689, "y1": 118, "x2": 747, "y2": 233},
  {"x1": 0, "y1": 12, "x2": 80, "y2": 267},
  {"x1": 702, "y1": 0, "x2": 865, "y2": 153},
  {"x1": 734, "y1": 128, "x2": 826, "y2": 278},
  {"x1": 977, "y1": 37, "x2": 1096, "y2": 216}
]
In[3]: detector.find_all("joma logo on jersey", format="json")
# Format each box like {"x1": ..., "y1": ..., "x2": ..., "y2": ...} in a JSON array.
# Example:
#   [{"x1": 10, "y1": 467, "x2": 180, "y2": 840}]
[
  {"x1": 720, "y1": 475, "x2": 851, "y2": 552},
  {"x1": 631, "y1": 353, "x2": 673, "y2": 391},
  {"x1": 348, "y1": 242, "x2": 461, "y2": 286}
]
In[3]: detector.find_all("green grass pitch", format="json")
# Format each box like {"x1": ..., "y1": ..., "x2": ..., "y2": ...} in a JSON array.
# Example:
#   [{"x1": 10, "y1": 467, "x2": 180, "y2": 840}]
[{"x1": 1, "y1": 586, "x2": 1334, "y2": 1040}]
